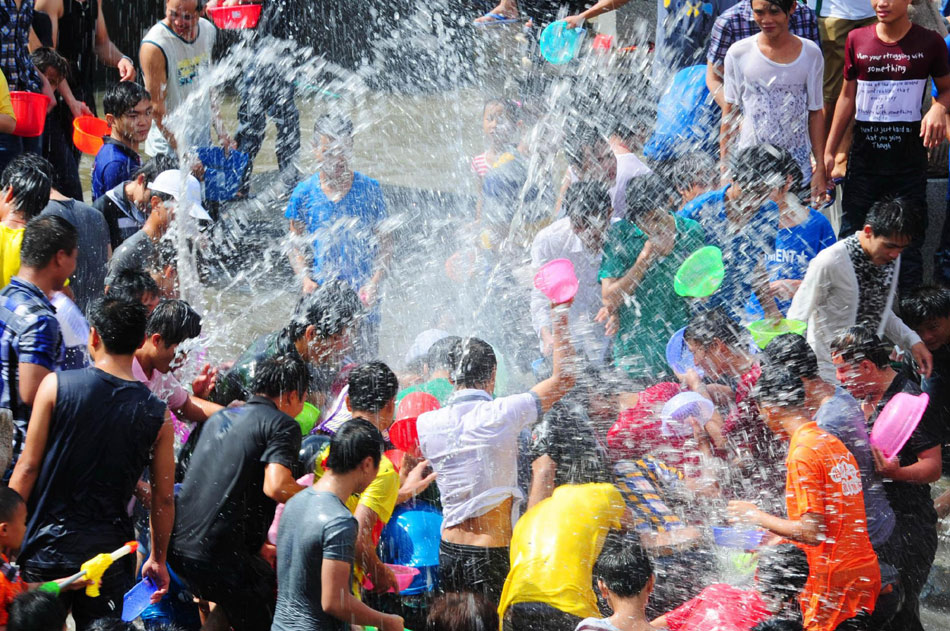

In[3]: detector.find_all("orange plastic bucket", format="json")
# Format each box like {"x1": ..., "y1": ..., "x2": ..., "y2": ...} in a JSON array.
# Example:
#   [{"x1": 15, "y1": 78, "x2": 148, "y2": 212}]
[
  {"x1": 72, "y1": 116, "x2": 111, "y2": 155},
  {"x1": 207, "y1": 4, "x2": 262, "y2": 29},
  {"x1": 9, "y1": 92, "x2": 49, "y2": 137}
]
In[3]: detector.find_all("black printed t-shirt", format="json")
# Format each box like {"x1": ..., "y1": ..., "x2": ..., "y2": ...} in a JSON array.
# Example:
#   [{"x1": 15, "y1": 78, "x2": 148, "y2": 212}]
[{"x1": 844, "y1": 24, "x2": 950, "y2": 173}]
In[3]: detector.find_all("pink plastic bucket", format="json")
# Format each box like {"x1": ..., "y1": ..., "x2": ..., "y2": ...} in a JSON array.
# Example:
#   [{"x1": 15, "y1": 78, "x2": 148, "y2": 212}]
[
  {"x1": 362, "y1": 564, "x2": 420, "y2": 592},
  {"x1": 870, "y1": 392, "x2": 929, "y2": 460},
  {"x1": 533, "y1": 258, "x2": 578, "y2": 305}
]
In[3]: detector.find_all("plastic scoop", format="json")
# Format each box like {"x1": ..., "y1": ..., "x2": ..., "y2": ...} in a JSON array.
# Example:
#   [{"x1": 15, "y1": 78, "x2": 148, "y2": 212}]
[
  {"x1": 72, "y1": 116, "x2": 111, "y2": 155},
  {"x1": 712, "y1": 526, "x2": 766, "y2": 550},
  {"x1": 746, "y1": 318, "x2": 806, "y2": 350},
  {"x1": 673, "y1": 246, "x2": 724, "y2": 298},
  {"x1": 534, "y1": 258, "x2": 579, "y2": 305},
  {"x1": 362, "y1": 564, "x2": 420, "y2": 592},
  {"x1": 870, "y1": 392, "x2": 929, "y2": 460},
  {"x1": 665, "y1": 327, "x2": 704, "y2": 377},
  {"x1": 539, "y1": 21, "x2": 586, "y2": 65},
  {"x1": 121, "y1": 577, "x2": 158, "y2": 621},
  {"x1": 660, "y1": 392, "x2": 714, "y2": 437}
]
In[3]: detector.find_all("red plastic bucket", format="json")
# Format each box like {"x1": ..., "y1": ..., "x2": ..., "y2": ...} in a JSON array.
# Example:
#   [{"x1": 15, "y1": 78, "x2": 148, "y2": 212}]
[
  {"x1": 207, "y1": 4, "x2": 262, "y2": 29},
  {"x1": 9, "y1": 92, "x2": 49, "y2": 137},
  {"x1": 72, "y1": 116, "x2": 111, "y2": 155}
]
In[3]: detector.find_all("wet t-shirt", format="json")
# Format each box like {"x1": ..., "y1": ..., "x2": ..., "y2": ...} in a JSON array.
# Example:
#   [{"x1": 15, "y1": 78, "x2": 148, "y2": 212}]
[
  {"x1": 529, "y1": 398, "x2": 612, "y2": 487},
  {"x1": 844, "y1": 234, "x2": 894, "y2": 331},
  {"x1": 844, "y1": 24, "x2": 950, "y2": 172}
]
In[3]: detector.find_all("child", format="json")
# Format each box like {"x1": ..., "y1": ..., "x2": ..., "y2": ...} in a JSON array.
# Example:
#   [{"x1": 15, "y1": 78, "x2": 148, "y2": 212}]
[
  {"x1": 0, "y1": 487, "x2": 29, "y2": 626},
  {"x1": 93, "y1": 83, "x2": 152, "y2": 201},
  {"x1": 574, "y1": 535, "x2": 654, "y2": 631},
  {"x1": 426, "y1": 593, "x2": 498, "y2": 631},
  {"x1": 7, "y1": 590, "x2": 67, "y2": 631}
]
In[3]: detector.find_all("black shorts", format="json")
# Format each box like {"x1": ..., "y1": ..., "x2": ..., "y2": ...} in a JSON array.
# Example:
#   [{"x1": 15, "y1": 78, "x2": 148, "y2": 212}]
[
  {"x1": 439, "y1": 540, "x2": 510, "y2": 606},
  {"x1": 503, "y1": 602, "x2": 583, "y2": 631}
]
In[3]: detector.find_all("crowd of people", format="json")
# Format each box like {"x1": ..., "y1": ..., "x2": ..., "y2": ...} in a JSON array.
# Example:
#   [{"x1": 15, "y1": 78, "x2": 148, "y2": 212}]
[{"x1": 0, "y1": 0, "x2": 947, "y2": 631}]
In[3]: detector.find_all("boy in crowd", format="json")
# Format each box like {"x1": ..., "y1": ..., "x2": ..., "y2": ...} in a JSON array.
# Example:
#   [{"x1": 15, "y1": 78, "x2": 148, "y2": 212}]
[
  {"x1": 272, "y1": 419, "x2": 404, "y2": 631},
  {"x1": 171, "y1": 355, "x2": 308, "y2": 631},
  {"x1": 92, "y1": 83, "x2": 152, "y2": 201},
  {"x1": 788, "y1": 197, "x2": 930, "y2": 382},
  {"x1": 575, "y1": 535, "x2": 655, "y2": 631},
  {"x1": 0, "y1": 154, "x2": 54, "y2": 287},
  {"x1": 728, "y1": 368, "x2": 880, "y2": 631},
  {"x1": 825, "y1": 0, "x2": 950, "y2": 288},
  {"x1": 0, "y1": 487, "x2": 29, "y2": 623},
  {"x1": 831, "y1": 326, "x2": 943, "y2": 631},
  {"x1": 94, "y1": 157, "x2": 174, "y2": 251},
  {"x1": 105, "y1": 269, "x2": 161, "y2": 314},
  {"x1": 396, "y1": 334, "x2": 459, "y2": 405},
  {"x1": 10, "y1": 296, "x2": 174, "y2": 630},
  {"x1": 7, "y1": 589, "x2": 67, "y2": 631}
]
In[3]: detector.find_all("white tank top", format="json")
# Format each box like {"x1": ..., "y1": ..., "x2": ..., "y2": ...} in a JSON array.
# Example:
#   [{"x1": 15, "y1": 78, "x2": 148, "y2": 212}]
[{"x1": 142, "y1": 18, "x2": 216, "y2": 157}]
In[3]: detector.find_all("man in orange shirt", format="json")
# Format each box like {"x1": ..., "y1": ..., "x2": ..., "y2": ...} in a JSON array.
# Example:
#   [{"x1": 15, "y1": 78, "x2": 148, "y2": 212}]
[{"x1": 727, "y1": 366, "x2": 880, "y2": 631}]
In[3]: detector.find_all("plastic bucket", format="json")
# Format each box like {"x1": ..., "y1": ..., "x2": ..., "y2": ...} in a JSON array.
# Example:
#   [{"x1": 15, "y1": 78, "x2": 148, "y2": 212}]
[
  {"x1": 207, "y1": 4, "x2": 262, "y2": 29},
  {"x1": 121, "y1": 577, "x2": 158, "y2": 621},
  {"x1": 379, "y1": 501, "x2": 443, "y2": 594},
  {"x1": 712, "y1": 526, "x2": 766, "y2": 550},
  {"x1": 388, "y1": 418, "x2": 420, "y2": 454},
  {"x1": 539, "y1": 21, "x2": 586, "y2": 65},
  {"x1": 534, "y1": 258, "x2": 579, "y2": 305},
  {"x1": 870, "y1": 391, "x2": 929, "y2": 460},
  {"x1": 295, "y1": 402, "x2": 320, "y2": 436},
  {"x1": 362, "y1": 564, "x2": 420, "y2": 592},
  {"x1": 72, "y1": 116, "x2": 110, "y2": 155},
  {"x1": 196, "y1": 146, "x2": 249, "y2": 201},
  {"x1": 746, "y1": 318, "x2": 807, "y2": 350},
  {"x1": 674, "y1": 246, "x2": 724, "y2": 298},
  {"x1": 9, "y1": 91, "x2": 49, "y2": 137},
  {"x1": 397, "y1": 392, "x2": 440, "y2": 420},
  {"x1": 665, "y1": 327, "x2": 704, "y2": 377},
  {"x1": 660, "y1": 392, "x2": 715, "y2": 437}
]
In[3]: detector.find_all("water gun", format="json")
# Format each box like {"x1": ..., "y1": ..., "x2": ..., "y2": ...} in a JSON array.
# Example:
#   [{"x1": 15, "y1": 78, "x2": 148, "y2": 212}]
[{"x1": 38, "y1": 541, "x2": 139, "y2": 597}]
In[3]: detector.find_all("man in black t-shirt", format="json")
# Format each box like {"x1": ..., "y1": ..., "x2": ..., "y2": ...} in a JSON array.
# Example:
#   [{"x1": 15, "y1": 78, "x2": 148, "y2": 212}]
[{"x1": 170, "y1": 355, "x2": 308, "y2": 631}]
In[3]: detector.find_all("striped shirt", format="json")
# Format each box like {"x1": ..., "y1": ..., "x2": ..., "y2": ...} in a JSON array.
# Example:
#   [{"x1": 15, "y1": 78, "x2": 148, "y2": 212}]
[
  {"x1": 613, "y1": 456, "x2": 685, "y2": 533},
  {"x1": 707, "y1": 0, "x2": 820, "y2": 66}
]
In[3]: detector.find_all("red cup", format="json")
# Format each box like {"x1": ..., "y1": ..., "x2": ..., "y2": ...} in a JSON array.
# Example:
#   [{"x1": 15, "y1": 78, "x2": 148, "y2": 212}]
[{"x1": 10, "y1": 92, "x2": 50, "y2": 137}]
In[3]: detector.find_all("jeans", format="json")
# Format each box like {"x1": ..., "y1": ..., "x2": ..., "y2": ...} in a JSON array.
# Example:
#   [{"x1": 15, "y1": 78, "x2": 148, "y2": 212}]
[{"x1": 0, "y1": 132, "x2": 41, "y2": 175}]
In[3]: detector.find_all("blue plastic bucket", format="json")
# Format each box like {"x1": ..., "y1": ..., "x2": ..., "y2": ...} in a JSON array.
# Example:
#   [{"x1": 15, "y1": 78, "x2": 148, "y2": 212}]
[
  {"x1": 196, "y1": 147, "x2": 249, "y2": 202},
  {"x1": 379, "y1": 501, "x2": 443, "y2": 595},
  {"x1": 539, "y1": 21, "x2": 586, "y2": 65}
]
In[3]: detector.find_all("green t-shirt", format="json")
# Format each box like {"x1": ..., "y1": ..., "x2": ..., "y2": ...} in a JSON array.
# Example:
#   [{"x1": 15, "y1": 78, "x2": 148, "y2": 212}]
[
  {"x1": 599, "y1": 216, "x2": 705, "y2": 380},
  {"x1": 395, "y1": 377, "x2": 454, "y2": 405}
]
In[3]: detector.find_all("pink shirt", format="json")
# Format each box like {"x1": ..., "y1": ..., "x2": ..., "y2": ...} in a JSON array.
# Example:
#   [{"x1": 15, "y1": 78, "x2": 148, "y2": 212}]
[{"x1": 132, "y1": 356, "x2": 189, "y2": 411}]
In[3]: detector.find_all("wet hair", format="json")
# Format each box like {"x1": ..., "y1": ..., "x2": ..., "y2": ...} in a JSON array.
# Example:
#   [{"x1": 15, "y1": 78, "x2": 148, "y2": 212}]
[
  {"x1": 314, "y1": 113, "x2": 354, "y2": 140},
  {"x1": 564, "y1": 122, "x2": 609, "y2": 169},
  {"x1": 325, "y1": 418, "x2": 384, "y2": 473},
  {"x1": 251, "y1": 354, "x2": 310, "y2": 399},
  {"x1": 754, "y1": 365, "x2": 807, "y2": 408},
  {"x1": 625, "y1": 174, "x2": 679, "y2": 221},
  {"x1": 7, "y1": 590, "x2": 68, "y2": 631},
  {"x1": 87, "y1": 296, "x2": 149, "y2": 355},
  {"x1": 103, "y1": 81, "x2": 151, "y2": 118},
  {"x1": 865, "y1": 197, "x2": 923, "y2": 241},
  {"x1": 763, "y1": 333, "x2": 818, "y2": 382},
  {"x1": 426, "y1": 335, "x2": 461, "y2": 372},
  {"x1": 671, "y1": 152, "x2": 717, "y2": 193},
  {"x1": 427, "y1": 593, "x2": 499, "y2": 631},
  {"x1": 830, "y1": 325, "x2": 891, "y2": 370},
  {"x1": 772, "y1": 145, "x2": 800, "y2": 186},
  {"x1": 146, "y1": 299, "x2": 202, "y2": 346},
  {"x1": 20, "y1": 215, "x2": 78, "y2": 269},
  {"x1": 348, "y1": 361, "x2": 399, "y2": 413},
  {"x1": 86, "y1": 621, "x2": 138, "y2": 631},
  {"x1": 107, "y1": 268, "x2": 160, "y2": 304},
  {"x1": 449, "y1": 337, "x2": 497, "y2": 389},
  {"x1": 901, "y1": 285, "x2": 950, "y2": 330},
  {"x1": 287, "y1": 280, "x2": 362, "y2": 342},
  {"x1": 30, "y1": 47, "x2": 68, "y2": 78},
  {"x1": 757, "y1": 543, "x2": 810, "y2": 605},
  {"x1": 752, "y1": 620, "x2": 804, "y2": 631},
  {"x1": 755, "y1": 0, "x2": 796, "y2": 14},
  {"x1": 564, "y1": 181, "x2": 611, "y2": 229},
  {"x1": 593, "y1": 533, "x2": 653, "y2": 597},
  {"x1": 729, "y1": 144, "x2": 786, "y2": 191},
  {"x1": 0, "y1": 153, "x2": 53, "y2": 220},
  {"x1": 0, "y1": 486, "x2": 24, "y2": 523},
  {"x1": 684, "y1": 307, "x2": 749, "y2": 349}
]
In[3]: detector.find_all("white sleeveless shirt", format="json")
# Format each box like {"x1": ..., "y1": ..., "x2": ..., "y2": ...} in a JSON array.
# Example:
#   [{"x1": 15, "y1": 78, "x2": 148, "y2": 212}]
[{"x1": 142, "y1": 18, "x2": 216, "y2": 157}]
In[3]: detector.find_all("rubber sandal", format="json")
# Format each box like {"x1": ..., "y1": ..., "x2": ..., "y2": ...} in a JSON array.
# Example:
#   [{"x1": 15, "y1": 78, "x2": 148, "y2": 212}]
[{"x1": 474, "y1": 12, "x2": 520, "y2": 25}]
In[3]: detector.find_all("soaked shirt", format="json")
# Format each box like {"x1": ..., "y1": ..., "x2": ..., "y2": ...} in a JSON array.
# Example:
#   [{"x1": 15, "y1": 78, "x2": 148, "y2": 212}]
[{"x1": 844, "y1": 234, "x2": 893, "y2": 331}]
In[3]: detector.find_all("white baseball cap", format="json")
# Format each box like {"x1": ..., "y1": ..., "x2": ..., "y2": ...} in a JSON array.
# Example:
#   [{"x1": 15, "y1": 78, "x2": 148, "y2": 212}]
[
  {"x1": 405, "y1": 329, "x2": 450, "y2": 366},
  {"x1": 148, "y1": 169, "x2": 213, "y2": 222}
]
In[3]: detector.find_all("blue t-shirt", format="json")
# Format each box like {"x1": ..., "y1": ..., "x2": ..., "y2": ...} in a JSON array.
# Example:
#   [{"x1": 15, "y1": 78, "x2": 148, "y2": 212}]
[
  {"x1": 284, "y1": 172, "x2": 387, "y2": 290},
  {"x1": 91, "y1": 138, "x2": 141, "y2": 201}
]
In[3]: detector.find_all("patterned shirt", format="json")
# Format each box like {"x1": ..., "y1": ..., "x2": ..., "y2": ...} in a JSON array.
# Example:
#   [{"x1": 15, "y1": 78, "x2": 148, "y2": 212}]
[
  {"x1": 613, "y1": 456, "x2": 685, "y2": 533},
  {"x1": 844, "y1": 235, "x2": 894, "y2": 331},
  {"x1": 706, "y1": 0, "x2": 820, "y2": 66},
  {"x1": 0, "y1": 0, "x2": 41, "y2": 92}
]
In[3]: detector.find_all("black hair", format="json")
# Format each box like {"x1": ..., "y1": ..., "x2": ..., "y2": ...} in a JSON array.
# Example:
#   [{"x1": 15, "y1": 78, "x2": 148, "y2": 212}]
[
  {"x1": 145, "y1": 299, "x2": 202, "y2": 346},
  {"x1": 348, "y1": 361, "x2": 399, "y2": 413},
  {"x1": 85, "y1": 621, "x2": 138, "y2": 631},
  {"x1": 449, "y1": 338, "x2": 497, "y2": 389},
  {"x1": 564, "y1": 181, "x2": 611, "y2": 229},
  {"x1": 314, "y1": 113, "x2": 354, "y2": 140},
  {"x1": 427, "y1": 592, "x2": 499, "y2": 631},
  {"x1": 763, "y1": 333, "x2": 818, "y2": 382},
  {"x1": 20, "y1": 215, "x2": 78, "y2": 269},
  {"x1": 87, "y1": 296, "x2": 149, "y2": 355},
  {"x1": 625, "y1": 174, "x2": 680, "y2": 222},
  {"x1": 684, "y1": 307, "x2": 750, "y2": 349},
  {"x1": 829, "y1": 325, "x2": 891, "y2": 370},
  {"x1": 106, "y1": 268, "x2": 160, "y2": 304},
  {"x1": 30, "y1": 47, "x2": 68, "y2": 77},
  {"x1": 483, "y1": 98, "x2": 523, "y2": 123},
  {"x1": 754, "y1": 0, "x2": 796, "y2": 14},
  {"x1": 7, "y1": 590, "x2": 68, "y2": 631},
  {"x1": 901, "y1": 285, "x2": 950, "y2": 330},
  {"x1": 593, "y1": 533, "x2": 653, "y2": 597},
  {"x1": 671, "y1": 152, "x2": 717, "y2": 193},
  {"x1": 0, "y1": 153, "x2": 53, "y2": 220},
  {"x1": 287, "y1": 280, "x2": 362, "y2": 341},
  {"x1": 251, "y1": 354, "x2": 310, "y2": 399},
  {"x1": 865, "y1": 197, "x2": 924, "y2": 241},
  {"x1": 103, "y1": 81, "x2": 151, "y2": 118},
  {"x1": 753, "y1": 365, "x2": 807, "y2": 409},
  {"x1": 0, "y1": 486, "x2": 24, "y2": 523},
  {"x1": 757, "y1": 543, "x2": 810, "y2": 604},
  {"x1": 771, "y1": 145, "x2": 800, "y2": 185},
  {"x1": 752, "y1": 620, "x2": 804, "y2": 631},
  {"x1": 426, "y1": 335, "x2": 461, "y2": 372},
  {"x1": 133, "y1": 154, "x2": 178, "y2": 182},
  {"x1": 325, "y1": 418, "x2": 384, "y2": 473},
  {"x1": 564, "y1": 122, "x2": 609, "y2": 169},
  {"x1": 729, "y1": 144, "x2": 786, "y2": 191}
]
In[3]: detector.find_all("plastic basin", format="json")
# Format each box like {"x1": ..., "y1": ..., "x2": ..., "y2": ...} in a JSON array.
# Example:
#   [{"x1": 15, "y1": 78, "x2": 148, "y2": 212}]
[
  {"x1": 539, "y1": 21, "x2": 586, "y2": 65},
  {"x1": 534, "y1": 258, "x2": 578, "y2": 305},
  {"x1": 660, "y1": 392, "x2": 714, "y2": 437},
  {"x1": 870, "y1": 392, "x2": 929, "y2": 460},
  {"x1": 295, "y1": 402, "x2": 320, "y2": 436},
  {"x1": 379, "y1": 501, "x2": 443, "y2": 594},
  {"x1": 122, "y1": 577, "x2": 158, "y2": 621},
  {"x1": 72, "y1": 116, "x2": 110, "y2": 155},
  {"x1": 712, "y1": 526, "x2": 766, "y2": 550},
  {"x1": 674, "y1": 246, "x2": 724, "y2": 298},
  {"x1": 746, "y1": 318, "x2": 807, "y2": 350},
  {"x1": 362, "y1": 564, "x2": 420, "y2": 592},
  {"x1": 665, "y1": 327, "x2": 704, "y2": 377},
  {"x1": 196, "y1": 147, "x2": 249, "y2": 201},
  {"x1": 9, "y1": 91, "x2": 49, "y2": 137},
  {"x1": 388, "y1": 417, "x2": 420, "y2": 454},
  {"x1": 207, "y1": 4, "x2": 262, "y2": 29}
]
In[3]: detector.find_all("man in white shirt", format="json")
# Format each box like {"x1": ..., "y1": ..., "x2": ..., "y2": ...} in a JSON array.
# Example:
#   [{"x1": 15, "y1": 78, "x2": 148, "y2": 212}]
[{"x1": 416, "y1": 307, "x2": 575, "y2": 606}]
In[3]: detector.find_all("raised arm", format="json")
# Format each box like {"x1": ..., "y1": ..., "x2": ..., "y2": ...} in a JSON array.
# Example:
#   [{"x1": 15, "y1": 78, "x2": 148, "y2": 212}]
[{"x1": 530, "y1": 304, "x2": 575, "y2": 414}]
